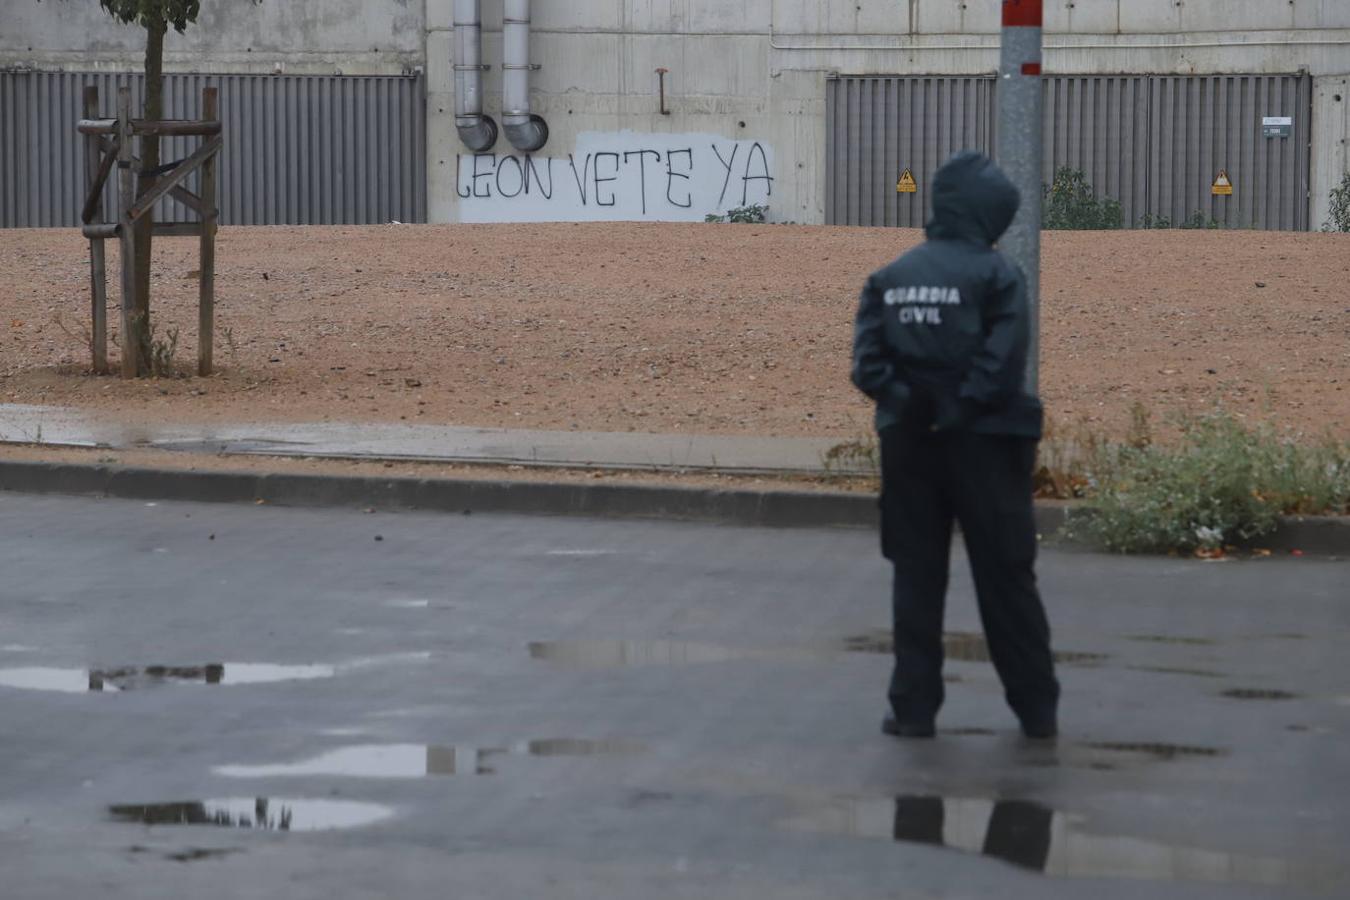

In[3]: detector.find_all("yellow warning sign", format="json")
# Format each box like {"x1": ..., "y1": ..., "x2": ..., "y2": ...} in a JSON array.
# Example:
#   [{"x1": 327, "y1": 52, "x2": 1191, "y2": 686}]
[
  {"x1": 1212, "y1": 169, "x2": 1233, "y2": 196},
  {"x1": 896, "y1": 169, "x2": 918, "y2": 194}
]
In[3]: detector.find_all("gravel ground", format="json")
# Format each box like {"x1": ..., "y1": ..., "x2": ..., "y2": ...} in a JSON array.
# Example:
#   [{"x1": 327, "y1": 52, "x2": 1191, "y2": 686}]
[{"x1": 2, "y1": 223, "x2": 1347, "y2": 442}]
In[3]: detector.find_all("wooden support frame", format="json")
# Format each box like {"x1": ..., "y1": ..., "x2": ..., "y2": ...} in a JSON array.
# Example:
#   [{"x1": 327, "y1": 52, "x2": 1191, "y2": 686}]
[
  {"x1": 80, "y1": 85, "x2": 222, "y2": 378},
  {"x1": 83, "y1": 86, "x2": 109, "y2": 373}
]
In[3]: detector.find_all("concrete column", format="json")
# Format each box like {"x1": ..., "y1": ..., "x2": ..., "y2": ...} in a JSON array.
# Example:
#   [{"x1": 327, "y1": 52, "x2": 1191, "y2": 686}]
[{"x1": 1311, "y1": 74, "x2": 1350, "y2": 230}]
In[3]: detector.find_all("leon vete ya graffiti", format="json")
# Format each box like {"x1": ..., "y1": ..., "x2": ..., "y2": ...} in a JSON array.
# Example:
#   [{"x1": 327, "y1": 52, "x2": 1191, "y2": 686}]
[{"x1": 456, "y1": 131, "x2": 774, "y2": 222}]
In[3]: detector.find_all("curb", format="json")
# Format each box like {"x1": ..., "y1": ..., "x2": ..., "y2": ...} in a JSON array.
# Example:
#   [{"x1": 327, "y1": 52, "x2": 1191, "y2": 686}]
[
  {"x1": 0, "y1": 459, "x2": 874, "y2": 530},
  {"x1": 0, "y1": 459, "x2": 1345, "y2": 554}
]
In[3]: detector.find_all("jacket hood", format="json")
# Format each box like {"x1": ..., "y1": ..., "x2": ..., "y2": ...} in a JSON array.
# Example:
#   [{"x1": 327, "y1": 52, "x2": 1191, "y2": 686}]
[{"x1": 924, "y1": 151, "x2": 1021, "y2": 246}]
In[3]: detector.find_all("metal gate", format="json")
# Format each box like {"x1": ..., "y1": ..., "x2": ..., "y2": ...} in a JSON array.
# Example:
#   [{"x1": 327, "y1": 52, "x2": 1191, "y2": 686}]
[
  {"x1": 1, "y1": 71, "x2": 427, "y2": 228},
  {"x1": 826, "y1": 76, "x2": 995, "y2": 227},
  {"x1": 826, "y1": 73, "x2": 1312, "y2": 230}
]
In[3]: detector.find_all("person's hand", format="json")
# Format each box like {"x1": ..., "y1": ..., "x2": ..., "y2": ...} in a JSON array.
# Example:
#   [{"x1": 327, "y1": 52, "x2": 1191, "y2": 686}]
[{"x1": 932, "y1": 397, "x2": 980, "y2": 432}]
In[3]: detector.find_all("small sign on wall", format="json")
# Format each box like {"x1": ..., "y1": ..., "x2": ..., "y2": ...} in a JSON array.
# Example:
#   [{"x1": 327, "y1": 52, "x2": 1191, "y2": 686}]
[
  {"x1": 1212, "y1": 170, "x2": 1233, "y2": 196},
  {"x1": 1262, "y1": 116, "x2": 1292, "y2": 138}
]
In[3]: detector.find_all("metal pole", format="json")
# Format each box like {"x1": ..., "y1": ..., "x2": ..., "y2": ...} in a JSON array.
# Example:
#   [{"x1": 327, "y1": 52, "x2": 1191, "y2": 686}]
[{"x1": 996, "y1": 0, "x2": 1043, "y2": 394}]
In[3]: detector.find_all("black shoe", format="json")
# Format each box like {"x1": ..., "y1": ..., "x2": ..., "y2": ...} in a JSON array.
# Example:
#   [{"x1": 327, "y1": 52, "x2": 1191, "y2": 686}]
[
  {"x1": 1020, "y1": 717, "x2": 1058, "y2": 740},
  {"x1": 882, "y1": 715, "x2": 936, "y2": 738}
]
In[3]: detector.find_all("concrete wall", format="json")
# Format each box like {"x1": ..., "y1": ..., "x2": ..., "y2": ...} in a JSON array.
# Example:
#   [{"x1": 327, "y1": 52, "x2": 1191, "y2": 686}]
[
  {"x1": 425, "y1": 0, "x2": 1350, "y2": 224},
  {"x1": 0, "y1": 0, "x2": 423, "y2": 75},
  {"x1": 4, "y1": 0, "x2": 1349, "y2": 225}
]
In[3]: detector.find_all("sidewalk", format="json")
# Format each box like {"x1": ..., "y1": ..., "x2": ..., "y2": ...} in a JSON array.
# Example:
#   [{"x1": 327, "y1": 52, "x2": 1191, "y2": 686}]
[{"x1": 0, "y1": 404, "x2": 865, "y2": 475}]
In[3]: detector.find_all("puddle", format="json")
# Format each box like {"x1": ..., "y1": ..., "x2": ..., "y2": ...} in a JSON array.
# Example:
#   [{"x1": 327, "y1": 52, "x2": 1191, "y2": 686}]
[
  {"x1": 1079, "y1": 741, "x2": 1227, "y2": 760},
  {"x1": 0, "y1": 663, "x2": 335, "y2": 693},
  {"x1": 110, "y1": 798, "x2": 393, "y2": 831},
  {"x1": 215, "y1": 739, "x2": 645, "y2": 779},
  {"x1": 0, "y1": 667, "x2": 122, "y2": 693},
  {"x1": 784, "y1": 794, "x2": 1336, "y2": 888},
  {"x1": 527, "y1": 640, "x2": 797, "y2": 667},
  {"x1": 166, "y1": 847, "x2": 244, "y2": 863},
  {"x1": 0, "y1": 654, "x2": 428, "y2": 694},
  {"x1": 843, "y1": 631, "x2": 1108, "y2": 667},
  {"x1": 1221, "y1": 688, "x2": 1301, "y2": 701},
  {"x1": 1126, "y1": 665, "x2": 1226, "y2": 679},
  {"x1": 528, "y1": 633, "x2": 1106, "y2": 669},
  {"x1": 1126, "y1": 635, "x2": 1217, "y2": 646}
]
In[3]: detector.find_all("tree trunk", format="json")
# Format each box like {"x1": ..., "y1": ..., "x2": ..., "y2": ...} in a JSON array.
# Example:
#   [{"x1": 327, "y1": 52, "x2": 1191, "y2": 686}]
[{"x1": 132, "y1": 18, "x2": 167, "y2": 376}]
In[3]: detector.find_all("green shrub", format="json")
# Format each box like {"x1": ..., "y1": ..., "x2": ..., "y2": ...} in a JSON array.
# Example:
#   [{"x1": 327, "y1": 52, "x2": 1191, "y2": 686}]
[
  {"x1": 1068, "y1": 408, "x2": 1350, "y2": 554},
  {"x1": 1325, "y1": 171, "x2": 1350, "y2": 233},
  {"x1": 705, "y1": 203, "x2": 768, "y2": 224},
  {"x1": 1178, "y1": 210, "x2": 1221, "y2": 230},
  {"x1": 1042, "y1": 168, "x2": 1122, "y2": 230}
]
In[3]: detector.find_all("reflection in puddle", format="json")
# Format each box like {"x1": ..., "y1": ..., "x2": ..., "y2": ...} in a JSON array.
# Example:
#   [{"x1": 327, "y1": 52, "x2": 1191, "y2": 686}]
[
  {"x1": 528, "y1": 633, "x2": 1106, "y2": 668},
  {"x1": 1126, "y1": 665, "x2": 1226, "y2": 679},
  {"x1": 1079, "y1": 741, "x2": 1227, "y2": 760},
  {"x1": 1221, "y1": 688, "x2": 1300, "y2": 701},
  {"x1": 0, "y1": 659, "x2": 385, "y2": 693},
  {"x1": 842, "y1": 631, "x2": 1106, "y2": 666},
  {"x1": 0, "y1": 663, "x2": 334, "y2": 692},
  {"x1": 0, "y1": 668, "x2": 121, "y2": 693},
  {"x1": 215, "y1": 739, "x2": 645, "y2": 779},
  {"x1": 785, "y1": 794, "x2": 1334, "y2": 889},
  {"x1": 528, "y1": 640, "x2": 786, "y2": 667},
  {"x1": 110, "y1": 798, "x2": 392, "y2": 832},
  {"x1": 1126, "y1": 635, "x2": 1217, "y2": 646}
]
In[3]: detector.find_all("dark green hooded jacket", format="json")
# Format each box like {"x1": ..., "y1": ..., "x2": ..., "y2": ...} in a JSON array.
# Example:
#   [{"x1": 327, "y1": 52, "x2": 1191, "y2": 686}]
[{"x1": 851, "y1": 151, "x2": 1043, "y2": 439}]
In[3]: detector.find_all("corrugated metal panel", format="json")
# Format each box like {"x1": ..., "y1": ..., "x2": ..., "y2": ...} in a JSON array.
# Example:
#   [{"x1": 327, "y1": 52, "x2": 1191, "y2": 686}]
[
  {"x1": 826, "y1": 73, "x2": 1311, "y2": 231},
  {"x1": 826, "y1": 76, "x2": 995, "y2": 227},
  {"x1": 1150, "y1": 74, "x2": 1310, "y2": 231},
  {"x1": 0, "y1": 71, "x2": 426, "y2": 228},
  {"x1": 1042, "y1": 75, "x2": 1151, "y2": 227}
]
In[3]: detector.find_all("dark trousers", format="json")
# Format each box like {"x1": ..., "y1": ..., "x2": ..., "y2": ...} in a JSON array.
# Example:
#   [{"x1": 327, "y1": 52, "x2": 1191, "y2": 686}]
[{"x1": 879, "y1": 426, "x2": 1059, "y2": 727}]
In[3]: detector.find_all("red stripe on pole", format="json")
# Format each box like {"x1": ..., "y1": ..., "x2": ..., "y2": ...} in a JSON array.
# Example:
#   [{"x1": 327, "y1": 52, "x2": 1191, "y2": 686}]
[
  {"x1": 1003, "y1": 0, "x2": 1043, "y2": 27},
  {"x1": 1021, "y1": 63, "x2": 1042, "y2": 75}
]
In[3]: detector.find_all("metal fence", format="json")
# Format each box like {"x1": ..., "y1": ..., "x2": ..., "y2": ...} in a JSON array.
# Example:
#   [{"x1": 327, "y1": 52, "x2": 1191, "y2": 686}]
[
  {"x1": 826, "y1": 75, "x2": 995, "y2": 228},
  {"x1": 826, "y1": 73, "x2": 1312, "y2": 230},
  {"x1": 0, "y1": 71, "x2": 426, "y2": 228}
]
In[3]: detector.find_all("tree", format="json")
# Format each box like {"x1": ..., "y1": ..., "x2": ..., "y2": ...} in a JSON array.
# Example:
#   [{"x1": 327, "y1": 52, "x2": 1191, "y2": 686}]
[{"x1": 95, "y1": 1, "x2": 202, "y2": 374}]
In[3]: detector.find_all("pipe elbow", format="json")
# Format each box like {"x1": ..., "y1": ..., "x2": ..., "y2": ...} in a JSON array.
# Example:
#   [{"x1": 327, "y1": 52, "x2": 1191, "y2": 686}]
[
  {"x1": 456, "y1": 115, "x2": 498, "y2": 153},
  {"x1": 504, "y1": 114, "x2": 549, "y2": 153}
]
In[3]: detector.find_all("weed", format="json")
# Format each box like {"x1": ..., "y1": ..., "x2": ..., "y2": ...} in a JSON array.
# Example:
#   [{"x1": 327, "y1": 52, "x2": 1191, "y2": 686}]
[
  {"x1": 1066, "y1": 408, "x2": 1350, "y2": 553},
  {"x1": 50, "y1": 311, "x2": 93, "y2": 355},
  {"x1": 1138, "y1": 210, "x2": 1221, "y2": 230},
  {"x1": 1042, "y1": 168, "x2": 1122, "y2": 230},
  {"x1": 705, "y1": 203, "x2": 769, "y2": 224},
  {"x1": 1178, "y1": 210, "x2": 1222, "y2": 230},
  {"x1": 1324, "y1": 171, "x2": 1350, "y2": 233},
  {"x1": 133, "y1": 314, "x2": 181, "y2": 378},
  {"x1": 822, "y1": 433, "x2": 880, "y2": 477},
  {"x1": 222, "y1": 325, "x2": 239, "y2": 367}
]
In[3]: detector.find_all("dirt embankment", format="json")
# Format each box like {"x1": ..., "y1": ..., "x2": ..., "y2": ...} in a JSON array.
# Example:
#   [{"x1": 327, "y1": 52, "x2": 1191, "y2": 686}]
[{"x1": 2, "y1": 223, "x2": 1347, "y2": 442}]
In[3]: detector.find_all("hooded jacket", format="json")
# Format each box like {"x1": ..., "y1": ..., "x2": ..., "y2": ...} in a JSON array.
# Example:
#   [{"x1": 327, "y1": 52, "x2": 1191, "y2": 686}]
[{"x1": 851, "y1": 151, "x2": 1043, "y2": 439}]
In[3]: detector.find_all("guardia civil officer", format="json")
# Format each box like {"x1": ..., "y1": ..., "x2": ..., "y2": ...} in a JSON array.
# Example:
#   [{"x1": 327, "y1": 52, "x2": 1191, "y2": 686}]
[{"x1": 851, "y1": 150, "x2": 1059, "y2": 740}]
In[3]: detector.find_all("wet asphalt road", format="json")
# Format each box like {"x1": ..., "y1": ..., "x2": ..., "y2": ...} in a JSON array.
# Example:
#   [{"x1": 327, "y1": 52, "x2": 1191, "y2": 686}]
[{"x1": 0, "y1": 492, "x2": 1347, "y2": 900}]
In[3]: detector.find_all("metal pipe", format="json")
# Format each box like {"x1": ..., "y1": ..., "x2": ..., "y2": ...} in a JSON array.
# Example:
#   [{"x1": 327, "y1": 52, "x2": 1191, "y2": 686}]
[
  {"x1": 996, "y1": 0, "x2": 1043, "y2": 395},
  {"x1": 502, "y1": 0, "x2": 548, "y2": 152},
  {"x1": 656, "y1": 68, "x2": 671, "y2": 115},
  {"x1": 454, "y1": 0, "x2": 497, "y2": 152},
  {"x1": 767, "y1": 35, "x2": 1350, "y2": 52}
]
